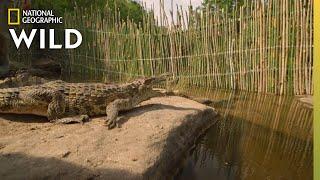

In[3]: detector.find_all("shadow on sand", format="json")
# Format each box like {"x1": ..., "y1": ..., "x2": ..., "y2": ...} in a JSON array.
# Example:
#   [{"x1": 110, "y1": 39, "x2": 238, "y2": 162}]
[{"x1": 0, "y1": 153, "x2": 139, "y2": 180}]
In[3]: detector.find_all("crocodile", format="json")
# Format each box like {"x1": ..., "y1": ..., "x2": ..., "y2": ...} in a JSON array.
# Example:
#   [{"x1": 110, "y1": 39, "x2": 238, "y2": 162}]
[
  {"x1": 0, "y1": 71, "x2": 49, "y2": 88},
  {"x1": 0, "y1": 74, "x2": 170, "y2": 129}
]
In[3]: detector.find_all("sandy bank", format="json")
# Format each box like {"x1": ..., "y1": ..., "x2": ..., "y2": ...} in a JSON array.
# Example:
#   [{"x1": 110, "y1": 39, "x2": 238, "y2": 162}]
[{"x1": 0, "y1": 96, "x2": 217, "y2": 179}]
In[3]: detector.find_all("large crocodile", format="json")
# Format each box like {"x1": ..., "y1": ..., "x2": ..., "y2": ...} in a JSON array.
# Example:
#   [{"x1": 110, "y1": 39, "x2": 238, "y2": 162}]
[{"x1": 0, "y1": 74, "x2": 169, "y2": 129}]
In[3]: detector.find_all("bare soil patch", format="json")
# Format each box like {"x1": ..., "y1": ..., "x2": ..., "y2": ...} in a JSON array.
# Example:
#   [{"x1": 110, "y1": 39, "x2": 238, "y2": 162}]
[{"x1": 0, "y1": 96, "x2": 217, "y2": 180}]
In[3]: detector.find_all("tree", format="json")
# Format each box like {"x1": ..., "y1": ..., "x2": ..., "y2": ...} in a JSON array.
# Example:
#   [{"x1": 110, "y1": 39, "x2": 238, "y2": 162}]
[{"x1": 33, "y1": 0, "x2": 147, "y2": 24}]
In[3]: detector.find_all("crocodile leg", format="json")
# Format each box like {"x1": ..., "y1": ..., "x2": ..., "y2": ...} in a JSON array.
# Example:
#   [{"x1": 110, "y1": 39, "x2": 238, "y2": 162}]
[
  {"x1": 27, "y1": 89, "x2": 89, "y2": 124},
  {"x1": 46, "y1": 92, "x2": 66, "y2": 121},
  {"x1": 25, "y1": 89, "x2": 66, "y2": 121},
  {"x1": 105, "y1": 98, "x2": 132, "y2": 129},
  {"x1": 105, "y1": 89, "x2": 164, "y2": 129},
  {"x1": 53, "y1": 115, "x2": 90, "y2": 124}
]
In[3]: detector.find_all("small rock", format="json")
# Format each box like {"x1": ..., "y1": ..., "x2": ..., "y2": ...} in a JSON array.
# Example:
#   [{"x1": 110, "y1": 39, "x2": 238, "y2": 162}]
[
  {"x1": 97, "y1": 161, "x2": 103, "y2": 166},
  {"x1": 87, "y1": 174, "x2": 100, "y2": 180},
  {"x1": 114, "y1": 138, "x2": 118, "y2": 141},
  {"x1": 86, "y1": 159, "x2": 98, "y2": 167},
  {"x1": 132, "y1": 158, "x2": 138, "y2": 162},
  {"x1": 0, "y1": 144, "x2": 5, "y2": 149},
  {"x1": 30, "y1": 127, "x2": 36, "y2": 130},
  {"x1": 40, "y1": 137, "x2": 47, "y2": 143},
  {"x1": 61, "y1": 151, "x2": 71, "y2": 158},
  {"x1": 55, "y1": 135, "x2": 64, "y2": 139}
]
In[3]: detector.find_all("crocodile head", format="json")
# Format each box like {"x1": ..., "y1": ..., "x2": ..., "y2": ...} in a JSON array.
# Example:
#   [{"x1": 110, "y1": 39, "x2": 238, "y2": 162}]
[
  {"x1": 120, "y1": 73, "x2": 172, "y2": 97},
  {"x1": 135, "y1": 73, "x2": 172, "y2": 87}
]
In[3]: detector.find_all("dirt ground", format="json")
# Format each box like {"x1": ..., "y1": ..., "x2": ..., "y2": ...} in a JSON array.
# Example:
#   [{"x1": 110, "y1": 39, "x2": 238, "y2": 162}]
[{"x1": 0, "y1": 96, "x2": 217, "y2": 180}]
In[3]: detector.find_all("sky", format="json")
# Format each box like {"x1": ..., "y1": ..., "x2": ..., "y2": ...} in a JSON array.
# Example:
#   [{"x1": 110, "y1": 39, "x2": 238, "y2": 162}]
[{"x1": 134, "y1": 0, "x2": 203, "y2": 25}]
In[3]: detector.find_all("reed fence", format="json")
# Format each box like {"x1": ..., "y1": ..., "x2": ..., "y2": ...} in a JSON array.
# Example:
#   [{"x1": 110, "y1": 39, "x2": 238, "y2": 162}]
[{"x1": 11, "y1": 0, "x2": 313, "y2": 95}]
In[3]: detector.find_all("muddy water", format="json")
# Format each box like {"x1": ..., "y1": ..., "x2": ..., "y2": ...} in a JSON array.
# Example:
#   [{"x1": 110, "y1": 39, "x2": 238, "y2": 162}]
[{"x1": 175, "y1": 89, "x2": 313, "y2": 180}]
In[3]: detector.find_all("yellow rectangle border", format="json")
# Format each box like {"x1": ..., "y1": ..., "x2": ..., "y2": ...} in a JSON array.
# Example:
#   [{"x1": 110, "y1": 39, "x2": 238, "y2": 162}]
[
  {"x1": 8, "y1": 8, "x2": 20, "y2": 26},
  {"x1": 314, "y1": 0, "x2": 319, "y2": 179}
]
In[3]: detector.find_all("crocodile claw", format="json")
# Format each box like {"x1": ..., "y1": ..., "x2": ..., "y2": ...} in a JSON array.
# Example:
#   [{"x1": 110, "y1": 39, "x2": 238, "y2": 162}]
[
  {"x1": 105, "y1": 118, "x2": 116, "y2": 129},
  {"x1": 105, "y1": 116, "x2": 122, "y2": 129},
  {"x1": 108, "y1": 121, "x2": 117, "y2": 129}
]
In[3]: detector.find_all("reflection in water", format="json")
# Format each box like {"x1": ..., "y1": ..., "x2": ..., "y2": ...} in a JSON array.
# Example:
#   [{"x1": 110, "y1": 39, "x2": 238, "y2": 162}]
[{"x1": 176, "y1": 89, "x2": 313, "y2": 180}]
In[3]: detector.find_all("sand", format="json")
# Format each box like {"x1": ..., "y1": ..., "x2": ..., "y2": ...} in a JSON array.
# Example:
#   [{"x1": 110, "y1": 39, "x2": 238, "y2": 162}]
[{"x1": 0, "y1": 96, "x2": 217, "y2": 180}]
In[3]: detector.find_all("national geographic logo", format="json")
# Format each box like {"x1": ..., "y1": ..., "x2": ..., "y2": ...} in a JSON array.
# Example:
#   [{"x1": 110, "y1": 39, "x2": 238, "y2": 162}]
[
  {"x1": 8, "y1": 9, "x2": 63, "y2": 25},
  {"x1": 8, "y1": 8, "x2": 20, "y2": 25},
  {"x1": 7, "y1": 9, "x2": 82, "y2": 50}
]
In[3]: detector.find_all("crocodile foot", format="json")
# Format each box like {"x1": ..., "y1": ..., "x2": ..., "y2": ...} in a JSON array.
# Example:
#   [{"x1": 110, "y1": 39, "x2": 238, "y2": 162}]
[
  {"x1": 52, "y1": 115, "x2": 90, "y2": 124},
  {"x1": 105, "y1": 116, "x2": 122, "y2": 129}
]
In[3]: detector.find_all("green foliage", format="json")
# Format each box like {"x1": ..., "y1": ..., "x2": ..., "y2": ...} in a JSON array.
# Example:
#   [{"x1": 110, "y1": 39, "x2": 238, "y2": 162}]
[
  {"x1": 33, "y1": 0, "x2": 72, "y2": 15},
  {"x1": 33, "y1": 0, "x2": 147, "y2": 23},
  {"x1": 201, "y1": 0, "x2": 244, "y2": 12},
  {"x1": 105, "y1": 0, "x2": 146, "y2": 23}
]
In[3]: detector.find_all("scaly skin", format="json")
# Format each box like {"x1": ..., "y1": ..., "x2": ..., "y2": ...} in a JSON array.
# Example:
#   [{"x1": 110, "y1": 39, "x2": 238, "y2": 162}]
[
  {"x1": 0, "y1": 71, "x2": 49, "y2": 88},
  {"x1": 0, "y1": 74, "x2": 169, "y2": 129}
]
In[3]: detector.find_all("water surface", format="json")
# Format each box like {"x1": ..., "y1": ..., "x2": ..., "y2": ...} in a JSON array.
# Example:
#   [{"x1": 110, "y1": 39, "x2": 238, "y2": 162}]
[{"x1": 176, "y1": 89, "x2": 313, "y2": 180}]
